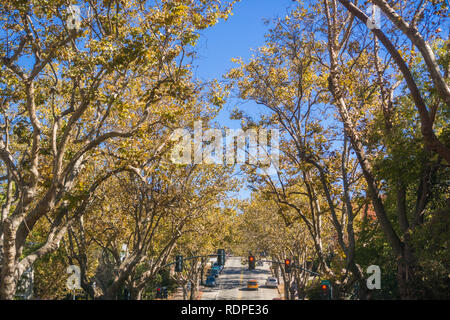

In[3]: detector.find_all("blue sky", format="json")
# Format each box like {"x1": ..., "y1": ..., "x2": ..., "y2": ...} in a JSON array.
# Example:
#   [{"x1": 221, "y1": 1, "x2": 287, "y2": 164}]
[
  {"x1": 194, "y1": 0, "x2": 296, "y2": 128},
  {"x1": 192, "y1": 0, "x2": 296, "y2": 200}
]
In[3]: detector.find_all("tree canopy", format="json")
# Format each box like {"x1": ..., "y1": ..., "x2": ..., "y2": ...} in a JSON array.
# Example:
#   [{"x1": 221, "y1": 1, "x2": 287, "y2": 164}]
[{"x1": 0, "y1": 0, "x2": 448, "y2": 300}]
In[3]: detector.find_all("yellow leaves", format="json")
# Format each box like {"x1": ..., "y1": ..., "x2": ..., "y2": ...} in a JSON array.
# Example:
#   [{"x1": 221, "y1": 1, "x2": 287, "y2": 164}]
[
  {"x1": 172, "y1": 3, "x2": 190, "y2": 16},
  {"x1": 227, "y1": 66, "x2": 245, "y2": 79}
]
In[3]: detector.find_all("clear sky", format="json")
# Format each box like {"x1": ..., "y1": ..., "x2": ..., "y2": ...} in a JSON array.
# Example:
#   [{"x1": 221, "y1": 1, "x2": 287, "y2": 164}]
[
  {"x1": 192, "y1": 0, "x2": 296, "y2": 200},
  {"x1": 194, "y1": 0, "x2": 296, "y2": 127}
]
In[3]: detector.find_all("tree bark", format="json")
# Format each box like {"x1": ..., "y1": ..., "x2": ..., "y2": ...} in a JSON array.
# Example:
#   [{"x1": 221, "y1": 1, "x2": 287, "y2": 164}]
[{"x1": 0, "y1": 218, "x2": 18, "y2": 299}]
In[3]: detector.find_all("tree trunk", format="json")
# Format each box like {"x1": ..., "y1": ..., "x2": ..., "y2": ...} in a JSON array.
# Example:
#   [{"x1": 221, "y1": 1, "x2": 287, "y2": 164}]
[
  {"x1": 189, "y1": 280, "x2": 198, "y2": 300},
  {"x1": 130, "y1": 286, "x2": 143, "y2": 300},
  {"x1": 182, "y1": 284, "x2": 187, "y2": 300},
  {"x1": 284, "y1": 280, "x2": 290, "y2": 300},
  {"x1": 0, "y1": 219, "x2": 19, "y2": 299},
  {"x1": 0, "y1": 266, "x2": 16, "y2": 300}
]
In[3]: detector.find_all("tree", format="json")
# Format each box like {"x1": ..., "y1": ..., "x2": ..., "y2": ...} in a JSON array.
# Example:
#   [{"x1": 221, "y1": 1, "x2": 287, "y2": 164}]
[
  {"x1": 226, "y1": 7, "x2": 370, "y2": 297},
  {"x1": 228, "y1": 0, "x2": 448, "y2": 299},
  {"x1": 321, "y1": 0, "x2": 449, "y2": 298},
  {"x1": 0, "y1": 0, "x2": 234, "y2": 299},
  {"x1": 336, "y1": 0, "x2": 450, "y2": 163}
]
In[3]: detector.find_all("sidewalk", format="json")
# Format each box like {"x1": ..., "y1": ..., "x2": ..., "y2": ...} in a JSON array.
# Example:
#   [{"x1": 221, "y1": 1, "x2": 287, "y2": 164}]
[{"x1": 169, "y1": 287, "x2": 203, "y2": 300}]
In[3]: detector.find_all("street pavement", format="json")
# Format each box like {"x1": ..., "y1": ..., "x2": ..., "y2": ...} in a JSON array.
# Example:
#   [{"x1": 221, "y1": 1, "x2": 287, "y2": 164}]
[{"x1": 200, "y1": 256, "x2": 281, "y2": 300}]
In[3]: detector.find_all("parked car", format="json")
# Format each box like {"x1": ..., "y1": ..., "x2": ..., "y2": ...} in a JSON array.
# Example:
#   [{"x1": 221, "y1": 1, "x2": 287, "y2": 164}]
[
  {"x1": 213, "y1": 262, "x2": 224, "y2": 271},
  {"x1": 211, "y1": 269, "x2": 220, "y2": 278},
  {"x1": 205, "y1": 276, "x2": 217, "y2": 287},
  {"x1": 212, "y1": 265, "x2": 222, "y2": 274},
  {"x1": 265, "y1": 277, "x2": 278, "y2": 288},
  {"x1": 247, "y1": 279, "x2": 259, "y2": 290}
]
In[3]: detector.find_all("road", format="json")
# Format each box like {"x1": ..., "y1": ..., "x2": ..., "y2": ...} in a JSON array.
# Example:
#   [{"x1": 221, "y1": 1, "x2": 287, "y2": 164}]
[{"x1": 200, "y1": 256, "x2": 281, "y2": 300}]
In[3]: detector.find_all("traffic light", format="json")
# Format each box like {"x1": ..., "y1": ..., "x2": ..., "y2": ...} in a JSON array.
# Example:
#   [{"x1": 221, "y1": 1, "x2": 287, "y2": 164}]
[
  {"x1": 320, "y1": 280, "x2": 332, "y2": 300},
  {"x1": 249, "y1": 255, "x2": 255, "y2": 270},
  {"x1": 175, "y1": 255, "x2": 183, "y2": 272},
  {"x1": 156, "y1": 287, "x2": 162, "y2": 299},
  {"x1": 162, "y1": 287, "x2": 168, "y2": 299},
  {"x1": 218, "y1": 249, "x2": 225, "y2": 266},
  {"x1": 284, "y1": 259, "x2": 291, "y2": 273}
]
